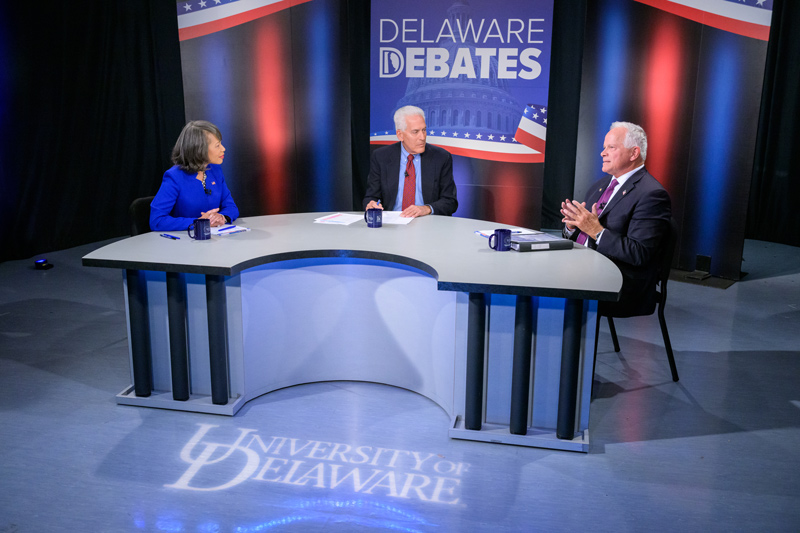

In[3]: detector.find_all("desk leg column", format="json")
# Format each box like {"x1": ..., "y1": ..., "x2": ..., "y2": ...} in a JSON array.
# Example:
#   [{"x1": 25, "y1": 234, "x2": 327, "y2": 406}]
[
  {"x1": 557, "y1": 298, "x2": 583, "y2": 440},
  {"x1": 510, "y1": 296, "x2": 533, "y2": 435},
  {"x1": 465, "y1": 293, "x2": 486, "y2": 431},
  {"x1": 206, "y1": 274, "x2": 229, "y2": 405},
  {"x1": 126, "y1": 269, "x2": 152, "y2": 397},
  {"x1": 167, "y1": 272, "x2": 189, "y2": 401}
]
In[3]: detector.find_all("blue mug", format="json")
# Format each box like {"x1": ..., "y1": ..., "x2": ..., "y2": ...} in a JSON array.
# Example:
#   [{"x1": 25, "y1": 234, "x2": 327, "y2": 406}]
[
  {"x1": 187, "y1": 218, "x2": 211, "y2": 240},
  {"x1": 489, "y1": 229, "x2": 512, "y2": 251},
  {"x1": 364, "y1": 208, "x2": 383, "y2": 228}
]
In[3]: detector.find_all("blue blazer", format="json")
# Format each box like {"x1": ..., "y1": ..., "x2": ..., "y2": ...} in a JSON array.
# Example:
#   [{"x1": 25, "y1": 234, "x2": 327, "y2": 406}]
[
  {"x1": 572, "y1": 167, "x2": 671, "y2": 317},
  {"x1": 150, "y1": 164, "x2": 239, "y2": 231},
  {"x1": 363, "y1": 142, "x2": 458, "y2": 216}
]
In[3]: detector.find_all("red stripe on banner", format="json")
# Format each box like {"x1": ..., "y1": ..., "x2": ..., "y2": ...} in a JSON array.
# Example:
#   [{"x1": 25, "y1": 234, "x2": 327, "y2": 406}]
[
  {"x1": 255, "y1": 18, "x2": 291, "y2": 214},
  {"x1": 514, "y1": 128, "x2": 547, "y2": 154},
  {"x1": 179, "y1": 0, "x2": 314, "y2": 41},
  {"x1": 370, "y1": 140, "x2": 544, "y2": 164},
  {"x1": 643, "y1": 15, "x2": 682, "y2": 191},
  {"x1": 494, "y1": 166, "x2": 528, "y2": 226},
  {"x1": 634, "y1": 0, "x2": 770, "y2": 41}
]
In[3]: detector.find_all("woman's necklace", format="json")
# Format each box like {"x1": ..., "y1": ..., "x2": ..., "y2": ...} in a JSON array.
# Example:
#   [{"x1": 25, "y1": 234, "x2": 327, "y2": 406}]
[{"x1": 198, "y1": 170, "x2": 211, "y2": 195}]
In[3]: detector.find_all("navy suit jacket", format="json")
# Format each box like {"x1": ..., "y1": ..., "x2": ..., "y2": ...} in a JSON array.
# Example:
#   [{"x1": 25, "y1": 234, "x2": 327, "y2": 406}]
[
  {"x1": 569, "y1": 167, "x2": 671, "y2": 317},
  {"x1": 362, "y1": 142, "x2": 458, "y2": 216}
]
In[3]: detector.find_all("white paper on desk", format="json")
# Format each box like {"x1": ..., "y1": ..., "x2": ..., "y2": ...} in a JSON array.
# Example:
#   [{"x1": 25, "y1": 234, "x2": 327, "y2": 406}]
[
  {"x1": 474, "y1": 227, "x2": 542, "y2": 238},
  {"x1": 380, "y1": 211, "x2": 415, "y2": 225},
  {"x1": 212, "y1": 225, "x2": 251, "y2": 236},
  {"x1": 314, "y1": 213, "x2": 362, "y2": 225}
]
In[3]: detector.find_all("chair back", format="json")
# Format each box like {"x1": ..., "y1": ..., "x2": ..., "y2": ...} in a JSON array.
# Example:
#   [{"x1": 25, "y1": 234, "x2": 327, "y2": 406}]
[
  {"x1": 129, "y1": 196, "x2": 155, "y2": 236},
  {"x1": 657, "y1": 217, "x2": 679, "y2": 300}
]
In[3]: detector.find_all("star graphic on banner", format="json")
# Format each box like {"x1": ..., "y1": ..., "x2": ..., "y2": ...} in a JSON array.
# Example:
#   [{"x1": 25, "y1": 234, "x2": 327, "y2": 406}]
[
  {"x1": 214, "y1": 0, "x2": 222, "y2": 3},
  {"x1": 452, "y1": 132, "x2": 458, "y2": 137},
  {"x1": 464, "y1": 133, "x2": 470, "y2": 138},
  {"x1": 440, "y1": 130, "x2": 447, "y2": 136},
  {"x1": 183, "y1": 3, "x2": 192, "y2": 11},
  {"x1": 500, "y1": 135, "x2": 507, "y2": 141},
  {"x1": 524, "y1": 108, "x2": 530, "y2": 115},
  {"x1": 488, "y1": 134, "x2": 494, "y2": 140},
  {"x1": 532, "y1": 113, "x2": 538, "y2": 120},
  {"x1": 540, "y1": 107, "x2": 547, "y2": 114},
  {"x1": 544, "y1": 118, "x2": 547, "y2": 124},
  {"x1": 476, "y1": 133, "x2": 482, "y2": 139},
  {"x1": 512, "y1": 137, "x2": 517, "y2": 143},
  {"x1": 199, "y1": 0, "x2": 207, "y2": 7}
]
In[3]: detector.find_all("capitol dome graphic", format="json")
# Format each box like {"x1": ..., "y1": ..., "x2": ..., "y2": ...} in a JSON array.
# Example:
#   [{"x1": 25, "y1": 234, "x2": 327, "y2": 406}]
[
  {"x1": 372, "y1": 0, "x2": 547, "y2": 163},
  {"x1": 396, "y1": 1, "x2": 521, "y2": 135}
]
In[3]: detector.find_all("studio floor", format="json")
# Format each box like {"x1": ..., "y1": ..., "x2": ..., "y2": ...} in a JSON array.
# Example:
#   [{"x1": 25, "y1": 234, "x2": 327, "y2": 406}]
[{"x1": 1, "y1": 238, "x2": 799, "y2": 532}]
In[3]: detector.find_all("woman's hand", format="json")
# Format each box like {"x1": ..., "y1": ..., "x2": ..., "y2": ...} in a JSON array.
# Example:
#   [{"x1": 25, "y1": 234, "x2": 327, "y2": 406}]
[{"x1": 201, "y1": 208, "x2": 227, "y2": 227}]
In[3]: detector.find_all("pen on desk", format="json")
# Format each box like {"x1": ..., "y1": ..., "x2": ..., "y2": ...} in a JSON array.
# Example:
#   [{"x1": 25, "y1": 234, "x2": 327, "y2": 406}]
[{"x1": 159, "y1": 233, "x2": 180, "y2": 240}]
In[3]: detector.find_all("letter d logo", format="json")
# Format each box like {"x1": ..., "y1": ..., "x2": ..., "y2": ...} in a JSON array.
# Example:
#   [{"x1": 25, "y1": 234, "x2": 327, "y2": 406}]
[{"x1": 380, "y1": 48, "x2": 403, "y2": 78}]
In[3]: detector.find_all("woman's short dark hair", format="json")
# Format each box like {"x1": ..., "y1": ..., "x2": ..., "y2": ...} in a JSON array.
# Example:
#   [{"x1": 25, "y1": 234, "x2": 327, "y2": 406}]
[{"x1": 171, "y1": 120, "x2": 223, "y2": 173}]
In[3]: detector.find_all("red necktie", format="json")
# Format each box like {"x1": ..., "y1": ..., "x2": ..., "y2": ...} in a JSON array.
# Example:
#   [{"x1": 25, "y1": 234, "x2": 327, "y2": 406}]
[
  {"x1": 577, "y1": 178, "x2": 619, "y2": 245},
  {"x1": 402, "y1": 154, "x2": 416, "y2": 210}
]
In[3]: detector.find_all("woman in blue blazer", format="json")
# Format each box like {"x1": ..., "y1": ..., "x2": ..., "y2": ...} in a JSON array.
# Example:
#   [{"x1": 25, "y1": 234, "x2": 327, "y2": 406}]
[{"x1": 150, "y1": 120, "x2": 240, "y2": 231}]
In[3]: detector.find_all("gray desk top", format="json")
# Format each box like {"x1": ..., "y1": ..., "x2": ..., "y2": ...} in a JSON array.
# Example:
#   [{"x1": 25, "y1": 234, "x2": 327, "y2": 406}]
[{"x1": 83, "y1": 213, "x2": 622, "y2": 300}]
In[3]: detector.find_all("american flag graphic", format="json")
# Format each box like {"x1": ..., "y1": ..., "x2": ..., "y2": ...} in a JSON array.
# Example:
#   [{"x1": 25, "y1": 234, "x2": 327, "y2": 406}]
[
  {"x1": 177, "y1": 0, "x2": 312, "y2": 41},
  {"x1": 515, "y1": 104, "x2": 547, "y2": 155},
  {"x1": 370, "y1": 105, "x2": 547, "y2": 164},
  {"x1": 634, "y1": 0, "x2": 773, "y2": 40}
]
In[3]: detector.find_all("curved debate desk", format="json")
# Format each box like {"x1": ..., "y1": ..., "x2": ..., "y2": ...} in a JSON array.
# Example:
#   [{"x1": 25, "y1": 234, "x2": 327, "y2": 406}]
[{"x1": 83, "y1": 213, "x2": 622, "y2": 452}]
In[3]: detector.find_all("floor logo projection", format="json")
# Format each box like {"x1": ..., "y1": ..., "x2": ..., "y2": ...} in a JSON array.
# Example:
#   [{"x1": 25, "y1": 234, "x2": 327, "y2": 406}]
[{"x1": 166, "y1": 424, "x2": 469, "y2": 504}]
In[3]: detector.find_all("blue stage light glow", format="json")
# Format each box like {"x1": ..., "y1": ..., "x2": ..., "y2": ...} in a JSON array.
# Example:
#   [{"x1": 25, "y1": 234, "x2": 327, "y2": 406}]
[
  {"x1": 233, "y1": 498, "x2": 431, "y2": 532},
  {"x1": 154, "y1": 517, "x2": 186, "y2": 532},
  {"x1": 596, "y1": 0, "x2": 630, "y2": 176},
  {"x1": 308, "y1": 1, "x2": 334, "y2": 211},
  {"x1": 199, "y1": 33, "x2": 234, "y2": 164},
  {"x1": 695, "y1": 32, "x2": 740, "y2": 262}
]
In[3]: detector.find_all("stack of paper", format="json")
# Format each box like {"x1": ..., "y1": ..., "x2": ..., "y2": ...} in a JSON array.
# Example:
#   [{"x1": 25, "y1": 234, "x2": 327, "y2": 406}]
[
  {"x1": 314, "y1": 213, "x2": 363, "y2": 225},
  {"x1": 212, "y1": 225, "x2": 251, "y2": 236},
  {"x1": 474, "y1": 228, "x2": 542, "y2": 238}
]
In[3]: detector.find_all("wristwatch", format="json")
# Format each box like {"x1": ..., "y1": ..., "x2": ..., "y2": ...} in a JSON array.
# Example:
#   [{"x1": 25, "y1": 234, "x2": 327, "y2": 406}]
[{"x1": 594, "y1": 229, "x2": 603, "y2": 241}]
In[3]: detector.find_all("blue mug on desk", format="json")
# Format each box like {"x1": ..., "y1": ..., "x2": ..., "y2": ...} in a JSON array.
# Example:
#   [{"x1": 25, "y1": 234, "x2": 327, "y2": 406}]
[
  {"x1": 187, "y1": 218, "x2": 211, "y2": 240},
  {"x1": 489, "y1": 228, "x2": 512, "y2": 251},
  {"x1": 364, "y1": 208, "x2": 383, "y2": 228}
]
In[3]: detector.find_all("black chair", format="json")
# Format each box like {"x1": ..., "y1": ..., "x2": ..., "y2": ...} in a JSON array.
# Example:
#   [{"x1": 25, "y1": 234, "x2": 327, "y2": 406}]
[
  {"x1": 595, "y1": 217, "x2": 679, "y2": 382},
  {"x1": 129, "y1": 196, "x2": 154, "y2": 236}
]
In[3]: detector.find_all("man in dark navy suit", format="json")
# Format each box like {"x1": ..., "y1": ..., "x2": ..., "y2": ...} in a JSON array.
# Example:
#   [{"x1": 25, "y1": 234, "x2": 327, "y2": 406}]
[
  {"x1": 363, "y1": 105, "x2": 458, "y2": 217},
  {"x1": 561, "y1": 122, "x2": 671, "y2": 317}
]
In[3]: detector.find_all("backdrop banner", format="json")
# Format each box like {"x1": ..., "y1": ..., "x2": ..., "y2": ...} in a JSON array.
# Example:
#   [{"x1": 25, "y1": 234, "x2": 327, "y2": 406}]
[
  {"x1": 576, "y1": 0, "x2": 771, "y2": 280},
  {"x1": 370, "y1": 0, "x2": 554, "y2": 227},
  {"x1": 175, "y1": 0, "x2": 354, "y2": 217}
]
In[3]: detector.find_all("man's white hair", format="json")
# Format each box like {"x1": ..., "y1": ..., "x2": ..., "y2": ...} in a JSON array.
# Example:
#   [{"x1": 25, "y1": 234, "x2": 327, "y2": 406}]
[
  {"x1": 610, "y1": 121, "x2": 648, "y2": 161},
  {"x1": 394, "y1": 105, "x2": 425, "y2": 131}
]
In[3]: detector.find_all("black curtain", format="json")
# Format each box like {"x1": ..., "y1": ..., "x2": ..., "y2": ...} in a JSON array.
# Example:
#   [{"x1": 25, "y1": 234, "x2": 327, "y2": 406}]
[
  {"x1": 747, "y1": 0, "x2": 800, "y2": 247},
  {"x1": 0, "y1": 1, "x2": 186, "y2": 263},
  {"x1": 541, "y1": 0, "x2": 588, "y2": 229},
  {"x1": 348, "y1": 0, "x2": 371, "y2": 211}
]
